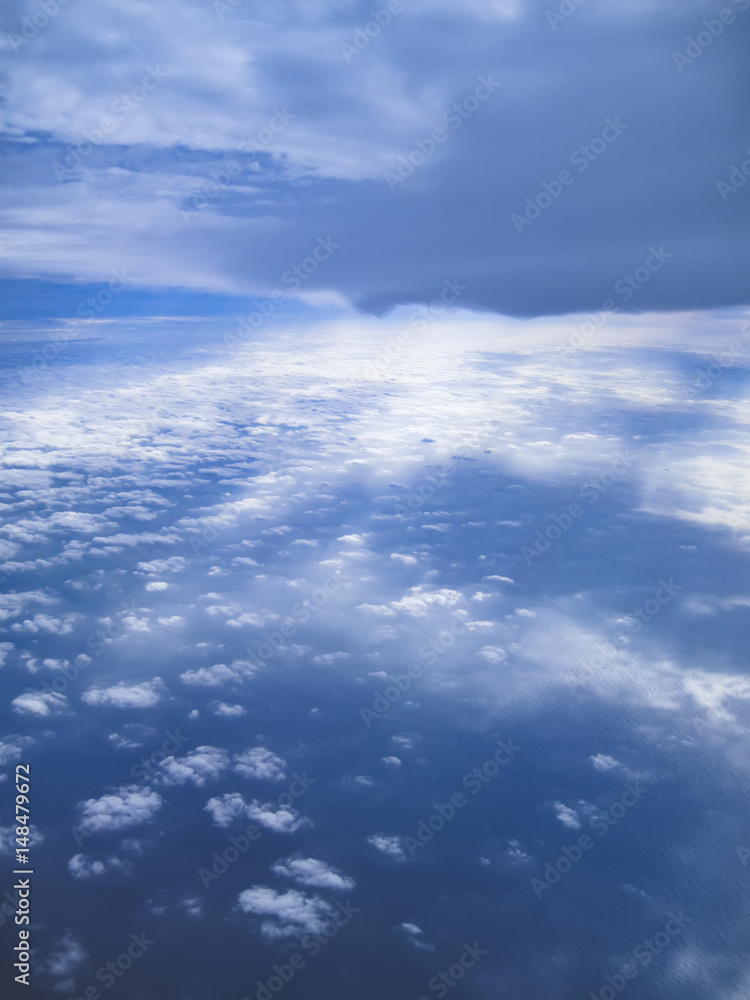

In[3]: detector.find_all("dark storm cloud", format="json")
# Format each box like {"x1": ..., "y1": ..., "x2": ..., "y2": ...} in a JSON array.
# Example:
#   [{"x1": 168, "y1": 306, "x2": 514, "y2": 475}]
[{"x1": 0, "y1": 0, "x2": 748, "y2": 318}]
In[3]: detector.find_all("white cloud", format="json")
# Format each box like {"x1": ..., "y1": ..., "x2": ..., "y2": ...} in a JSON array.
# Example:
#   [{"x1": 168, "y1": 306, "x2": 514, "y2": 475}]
[
  {"x1": 67, "y1": 853, "x2": 130, "y2": 879},
  {"x1": 81, "y1": 678, "x2": 165, "y2": 709},
  {"x1": 0, "y1": 735, "x2": 34, "y2": 766},
  {"x1": 590, "y1": 753, "x2": 626, "y2": 774},
  {"x1": 212, "y1": 702, "x2": 246, "y2": 717},
  {"x1": 77, "y1": 785, "x2": 163, "y2": 834},
  {"x1": 367, "y1": 834, "x2": 406, "y2": 860},
  {"x1": 12, "y1": 690, "x2": 68, "y2": 716},
  {"x1": 145, "y1": 581, "x2": 169, "y2": 591},
  {"x1": 156, "y1": 746, "x2": 229, "y2": 786},
  {"x1": 204, "y1": 792, "x2": 248, "y2": 828},
  {"x1": 390, "y1": 586, "x2": 463, "y2": 617},
  {"x1": 136, "y1": 557, "x2": 187, "y2": 575},
  {"x1": 237, "y1": 886, "x2": 336, "y2": 940},
  {"x1": 479, "y1": 646, "x2": 507, "y2": 664},
  {"x1": 225, "y1": 610, "x2": 280, "y2": 628},
  {"x1": 553, "y1": 801, "x2": 581, "y2": 831},
  {"x1": 11, "y1": 612, "x2": 81, "y2": 635},
  {"x1": 234, "y1": 747, "x2": 286, "y2": 782},
  {"x1": 180, "y1": 660, "x2": 256, "y2": 687},
  {"x1": 0, "y1": 823, "x2": 44, "y2": 855},
  {"x1": 270, "y1": 855, "x2": 355, "y2": 892},
  {"x1": 204, "y1": 793, "x2": 309, "y2": 833}
]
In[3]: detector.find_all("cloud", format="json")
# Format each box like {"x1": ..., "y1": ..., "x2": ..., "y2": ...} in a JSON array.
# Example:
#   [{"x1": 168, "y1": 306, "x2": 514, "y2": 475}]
[
  {"x1": 0, "y1": 735, "x2": 34, "y2": 766},
  {"x1": 212, "y1": 702, "x2": 246, "y2": 717},
  {"x1": 553, "y1": 801, "x2": 581, "y2": 831},
  {"x1": 77, "y1": 785, "x2": 163, "y2": 834},
  {"x1": 270, "y1": 855, "x2": 355, "y2": 892},
  {"x1": 180, "y1": 660, "x2": 256, "y2": 687},
  {"x1": 390, "y1": 586, "x2": 463, "y2": 617},
  {"x1": 233, "y1": 747, "x2": 286, "y2": 782},
  {"x1": 12, "y1": 690, "x2": 68, "y2": 716},
  {"x1": 3, "y1": 1, "x2": 747, "y2": 318},
  {"x1": 0, "y1": 823, "x2": 44, "y2": 855},
  {"x1": 156, "y1": 746, "x2": 229, "y2": 786},
  {"x1": 205, "y1": 793, "x2": 309, "y2": 833},
  {"x1": 81, "y1": 678, "x2": 166, "y2": 709},
  {"x1": 45, "y1": 931, "x2": 87, "y2": 979},
  {"x1": 367, "y1": 834, "x2": 406, "y2": 860},
  {"x1": 590, "y1": 753, "x2": 626, "y2": 774},
  {"x1": 67, "y1": 853, "x2": 131, "y2": 879},
  {"x1": 237, "y1": 886, "x2": 336, "y2": 940}
]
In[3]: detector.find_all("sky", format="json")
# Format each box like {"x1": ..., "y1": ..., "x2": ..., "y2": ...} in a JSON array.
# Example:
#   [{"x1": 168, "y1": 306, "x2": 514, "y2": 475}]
[{"x1": 1, "y1": 3, "x2": 750, "y2": 1000}]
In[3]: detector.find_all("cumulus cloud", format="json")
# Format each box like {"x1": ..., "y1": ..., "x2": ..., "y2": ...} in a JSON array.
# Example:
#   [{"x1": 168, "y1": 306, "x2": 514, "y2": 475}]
[
  {"x1": 233, "y1": 747, "x2": 286, "y2": 782},
  {"x1": 156, "y1": 746, "x2": 229, "y2": 786},
  {"x1": 270, "y1": 855, "x2": 355, "y2": 892},
  {"x1": 590, "y1": 753, "x2": 626, "y2": 774},
  {"x1": 0, "y1": 823, "x2": 44, "y2": 855},
  {"x1": 81, "y1": 678, "x2": 166, "y2": 709},
  {"x1": 179, "y1": 660, "x2": 256, "y2": 687},
  {"x1": 205, "y1": 793, "x2": 309, "y2": 833},
  {"x1": 553, "y1": 801, "x2": 582, "y2": 831},
  {"x1": 225, "y1": 610, "x2": 280, "y2": 628},
  {"x1": 77, "y1": 785, "x2": 163, "y2": 834},
  {"x1": 237, "y1": 886, "x2": 336, "y2": 940},
  {"x1": 12, "y1": 690, "x2": 68, "y2": 716},
  {"x1": 390, "y1": 586, "x2": 463, "y2": 617},
  {"x1": 212, "y1": 702, "x2": 246, "y2": 717},
  {"x1": 67, "y1": 853, "x2": 131, "y2": 879},
  {"x1": 367, "y1": 834, "x2": 406, "y2": 860},
  {"x1": 0, "y1": 735, "x2": 34, "y2": 766}
]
